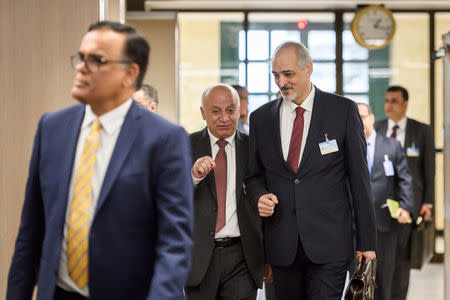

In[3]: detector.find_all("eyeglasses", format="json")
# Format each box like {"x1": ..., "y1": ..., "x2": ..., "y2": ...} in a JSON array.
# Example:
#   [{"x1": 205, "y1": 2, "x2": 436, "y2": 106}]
[{"x1": 70, "y1": 53, "x2": 131, "y2": 72}]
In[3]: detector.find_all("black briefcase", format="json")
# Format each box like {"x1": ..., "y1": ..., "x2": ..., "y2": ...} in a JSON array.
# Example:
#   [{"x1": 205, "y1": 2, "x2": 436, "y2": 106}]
[
  {"x1": 410, "y1": 216, "x2": 435, "y2": 270},
  {"x1": 344, "y1": 258, "x2": 377, "y2": 300}
]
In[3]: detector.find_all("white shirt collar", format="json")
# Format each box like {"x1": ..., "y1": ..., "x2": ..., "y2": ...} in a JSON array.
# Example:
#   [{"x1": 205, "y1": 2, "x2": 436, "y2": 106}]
[
  {"x1": 366, "y1": 130, "x2": 376, "y2": 145},
  {"x1": 283, "y1": 84, "x2": 315, "y2": 114},
  {"x1": 388, "y1": 116, "x2": 407, "y2": 130},
  {"x1": 207, "y1": 128, "x2": 236, "y2": 148},
  {"x1": 82, "y1": 99, "x2": 133, "y2": 135}
]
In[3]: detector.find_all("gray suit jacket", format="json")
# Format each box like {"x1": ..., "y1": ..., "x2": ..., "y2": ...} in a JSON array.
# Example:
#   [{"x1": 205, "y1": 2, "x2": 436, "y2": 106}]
[
  {"x1": 370, "y1": 134, "x2": 414, "y2": 232},
  {"x1": 186, "y1": 128, "x2": 264, "y2": 288},
  {"x1": 375, "y1": 118, "x2": 435, "y2": 217}
]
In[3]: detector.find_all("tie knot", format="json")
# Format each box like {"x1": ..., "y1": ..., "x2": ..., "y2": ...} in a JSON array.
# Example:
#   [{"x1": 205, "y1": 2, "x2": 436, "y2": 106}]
[
  {"x1": 295, "y1": 106, "x2": 305, "y2": 116},
  {"x1": 92, "y1": 119, "x2": 102, "y2": 131},
  {"x1": 392, "y1": 125, "x2": 399, "y2": 131},
  {"x1": 216, "y1": 139, "x2": 228, "y2": 149}
]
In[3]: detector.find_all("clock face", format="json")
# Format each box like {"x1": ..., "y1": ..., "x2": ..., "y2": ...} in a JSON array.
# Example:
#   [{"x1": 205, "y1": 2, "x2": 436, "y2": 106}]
[{"x1": 352, "y1": 6, "x2": 396, "y2": 50}]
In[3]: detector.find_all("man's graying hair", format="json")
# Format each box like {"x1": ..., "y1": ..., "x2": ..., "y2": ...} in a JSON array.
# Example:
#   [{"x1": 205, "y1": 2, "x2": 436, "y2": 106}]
[
  {"x1": 357, "y1": 102, "x2": 373, "y2": 115},
  {"x1": 272, "y1": 41, "x2": 312, "y2": 69},
  {"x1": 140, "y1": 84, "x2": 159, "y2": 105},
  {"x1": 201, "y1": 84, "x2": 240, "y2": 109}
]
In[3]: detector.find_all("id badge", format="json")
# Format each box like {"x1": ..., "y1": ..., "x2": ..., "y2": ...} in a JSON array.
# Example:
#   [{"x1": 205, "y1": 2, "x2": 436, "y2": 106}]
[
  {"x1": 319, "y1": 134, "x2": 339, "y2": 155},
  {"x1": 383, "y1": 155, "x2": 394, "y2": 176},
  {"x1": 406, "y1": 146, "x2": 420, "y2": 157}
]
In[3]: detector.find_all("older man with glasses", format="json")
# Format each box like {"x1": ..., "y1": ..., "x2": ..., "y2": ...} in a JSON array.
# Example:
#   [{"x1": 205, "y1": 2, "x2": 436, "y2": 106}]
[{"x1": 7, "y1": 21, "x2": 193, "y2": 300}]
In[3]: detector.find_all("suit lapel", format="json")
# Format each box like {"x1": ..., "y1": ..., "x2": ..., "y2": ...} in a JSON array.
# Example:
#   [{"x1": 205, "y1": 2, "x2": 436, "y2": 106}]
[
  {"x1": 271, "y1": 98, "x2": 295, "y2": 174},
  {"x1": 371, "y1": 134, "x2": 384, "y2": 179},
  {"x1": 95, "y1": 102, "x2": 141, "y2": 215},
  {"x1": 59, "y1": 105, "x2": 85, "y2": 209},
  {"x1": 297, "y1": 87, "x2": 323, "y2": 178},
  {"x1": 197, "y1": 128, "x2": 217, "y2": 202},
  {"x1": 404, "y1": 118, "x2": 413, "y2": 151},
  {"x1": 381, "y1": 119, "x2": 388, "y2": 136},
  {"x1": 234, "y1": 131, "x2": 245, "y2": 205}
]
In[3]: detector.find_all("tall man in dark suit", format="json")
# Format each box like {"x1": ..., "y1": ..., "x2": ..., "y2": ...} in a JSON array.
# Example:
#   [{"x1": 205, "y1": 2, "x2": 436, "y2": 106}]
[
  {"x1": 7, "y1": 21, "x2": 193, "y2": 300},
  {"x1": 358, "y1": 103, "x2": 414, "y2": 300},
  {"x1": 245, "y1": 41, "x2": 377, "y2": 300},
  {"x1": 185, "y1": 84, "x2": 264, "y2": 300},
  {"x1": 375, "y1": 85, "x2": 435, "y2": 300}
]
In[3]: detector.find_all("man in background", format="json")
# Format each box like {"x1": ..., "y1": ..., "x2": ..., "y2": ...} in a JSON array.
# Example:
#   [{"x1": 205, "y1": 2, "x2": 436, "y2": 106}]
[
  {"x1": 7, "y1": 21, "x2": 193, "y2": 300},
  {"x1": 185, "y1": 83, "x2": 264, "y2": 300},
  {"x1": 358, "y1": 103, "x2": 414, "y2": 300},
  {"x1": 232, "y1": 84, "x2": 249, "y2": 134},
  {"x1": 133, "y1": 83, "x2": 158, "y2": 112},
  {"x1": 375, "y1": 85, "x2": 435, "y2": 300}
]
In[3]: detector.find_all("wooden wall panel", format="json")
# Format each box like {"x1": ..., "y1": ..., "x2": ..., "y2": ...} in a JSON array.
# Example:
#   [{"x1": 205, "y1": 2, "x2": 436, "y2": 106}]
[{"x1": 0, "y1": 1, "x2": 99, "y2": 297}]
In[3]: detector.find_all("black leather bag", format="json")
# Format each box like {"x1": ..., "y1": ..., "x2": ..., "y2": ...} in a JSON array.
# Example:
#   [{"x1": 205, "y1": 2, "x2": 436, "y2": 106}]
[
  {"x1": 410, "y1": 216, "x2": 435, "y2": 270},
  {"x1": 344, "y1": 258, "x2": 377, "y2": 300}
]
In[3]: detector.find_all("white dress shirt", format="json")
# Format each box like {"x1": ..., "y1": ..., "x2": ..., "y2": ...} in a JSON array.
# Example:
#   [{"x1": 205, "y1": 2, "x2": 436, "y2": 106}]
[
  {"x1": 57, "y1": 99, "x2": 132, "y2": 296},
  {"x1": 280, "y1": 85, "x2": 315, "y2": 166},
  {"x1": 387, "y1": 116, "x2": 407, "y2": 147},
  {"x1": 366, "y1": 131, "x2": 376, "y2": 174},
  {"x1": 192, "y1": 129, "x2": 240, "y2": 239}
]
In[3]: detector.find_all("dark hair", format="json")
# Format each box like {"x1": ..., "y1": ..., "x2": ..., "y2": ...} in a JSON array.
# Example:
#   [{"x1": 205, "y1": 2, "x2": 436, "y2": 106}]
[
  {"x1": 140, "y1": 83, "x2": 159, "y2": 105},
  {"x1": 88, "y1": 21, "x2": 150, "y2": 89},
  {"x1": 387, "y1": 85, "x2": 409, "y2": 101}
]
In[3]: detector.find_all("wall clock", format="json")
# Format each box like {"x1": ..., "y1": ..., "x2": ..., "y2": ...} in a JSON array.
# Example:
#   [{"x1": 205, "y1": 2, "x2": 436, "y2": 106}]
[{"x1": 351, "y1": 5, "x2": 396, "y2": 50}]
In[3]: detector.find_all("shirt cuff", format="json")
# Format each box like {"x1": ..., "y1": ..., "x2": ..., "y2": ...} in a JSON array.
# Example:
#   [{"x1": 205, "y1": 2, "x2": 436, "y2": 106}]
[{"x1": 192, "y1": 173, "x2": 205, "y2": 186}]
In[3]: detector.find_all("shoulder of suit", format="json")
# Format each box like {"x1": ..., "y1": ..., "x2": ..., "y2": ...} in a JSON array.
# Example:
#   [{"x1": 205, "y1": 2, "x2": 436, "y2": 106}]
[
  {"x1": 138, "y1": 106, "x2": 185, "y2": 135},
  {"x1": 407, "y1": 117, "x2": 430, "y2": 130},
  {"x1": 236, "y1": 130, "x2": 249, "y2": 143},
  {"x1": 190, "y1": 129, "x2": 205, "y2": 140},
  {"x1": 315, "y1": 90, "x2": 356, "y2": 111},
  {"x1": 40, "y1": 104, "x2": 84, "y2": 126}
]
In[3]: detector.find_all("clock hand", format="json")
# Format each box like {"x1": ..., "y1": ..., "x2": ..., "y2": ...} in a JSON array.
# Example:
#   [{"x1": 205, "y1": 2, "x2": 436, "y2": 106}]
[{"x1": 374, "y1": 19, "x2": 381, "y2": 29}]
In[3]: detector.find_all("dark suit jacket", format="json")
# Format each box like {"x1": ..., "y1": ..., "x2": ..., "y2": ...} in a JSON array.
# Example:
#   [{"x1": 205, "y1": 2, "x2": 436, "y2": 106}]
[
  {"x1": 7, "y1": 102, "x2": 194, "y2": 300},
  {"x1": 186, "y1": 128, "x2": 264, "y2": 289},
  {"x1": 375, "y1": 118, "x2": 435, "y2": 217},
  {"x1": 370, "y1": 133, "x2": 414, "y2": 232},
  {"x1": 246, "y1": 87, "x2": 376, "y2": 266}
]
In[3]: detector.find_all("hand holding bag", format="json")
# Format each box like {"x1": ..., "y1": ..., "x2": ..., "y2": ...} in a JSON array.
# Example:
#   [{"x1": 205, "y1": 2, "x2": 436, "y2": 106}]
[
  {"x1": 344, "y1": 257, "x2": 377, "y2": 300},
  {"x1": 410, "y1": 216, "x2": 435, "y2": 270}
]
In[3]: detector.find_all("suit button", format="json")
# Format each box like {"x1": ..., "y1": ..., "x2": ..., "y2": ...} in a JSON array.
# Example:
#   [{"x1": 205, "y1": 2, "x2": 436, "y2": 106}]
[
  {"x1": 209, "y1": 231, "x2": 214, "y2": 236},
  {"x1": 294, "y1": 179, "x2": 300, "y2": 184},
  {"x1": 212, "y1": 207, "x2": 216, "y2": 211}
]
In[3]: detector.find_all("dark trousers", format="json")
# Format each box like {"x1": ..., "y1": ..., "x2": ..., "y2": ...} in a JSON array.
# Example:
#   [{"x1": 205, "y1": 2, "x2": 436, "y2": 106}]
[
  {"x1": 390, "y1": 223, "x2": 412, "y2": 300},
  {"x1": 53, "y1": 286, "x2": 88, "y2": 300},
  {"x1": 272, "y1": 239, "x2": 349, "y2": 300},
  {"x1": 185, "y1": 242, "x2": 257, "y2": 300},
  {"x1": 375, "y1": 230, "x2": 397, "y2": 300}
]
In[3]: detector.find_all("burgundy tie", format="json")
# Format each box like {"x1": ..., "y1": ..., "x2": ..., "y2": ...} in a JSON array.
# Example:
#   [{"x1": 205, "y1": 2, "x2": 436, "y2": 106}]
[
  {"x1": 287, "y1": 107, "x2": 305, "y2": 173},
  {"x1": 214, "y1": 139, "x2": 228, "y2": 232},
  {"x1": 391, "y1": 125, "x2": 399, "y2": 139}
]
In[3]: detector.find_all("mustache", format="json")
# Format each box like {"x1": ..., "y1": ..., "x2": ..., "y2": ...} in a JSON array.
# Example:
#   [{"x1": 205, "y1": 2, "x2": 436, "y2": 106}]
[{"x1": 281, "y1": 85, "x2": 294, "y2": 91}]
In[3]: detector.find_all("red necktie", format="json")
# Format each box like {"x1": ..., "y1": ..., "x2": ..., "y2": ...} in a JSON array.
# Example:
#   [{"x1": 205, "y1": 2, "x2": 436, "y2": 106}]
[
  {"x1": 214, "y1": 139, "x2": 228, "y2": 232},
  {"x1": 390, "y1": 125, "x2": 399, "y2": 139},
  {"x1": 287, "y1": 107, "x2": 305, "y2": 173}
]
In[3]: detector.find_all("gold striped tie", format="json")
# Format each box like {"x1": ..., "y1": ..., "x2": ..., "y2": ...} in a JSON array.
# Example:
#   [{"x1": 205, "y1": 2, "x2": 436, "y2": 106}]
[{"x1": 67, "y1": 118, "x2": 101, "y2": 289}]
